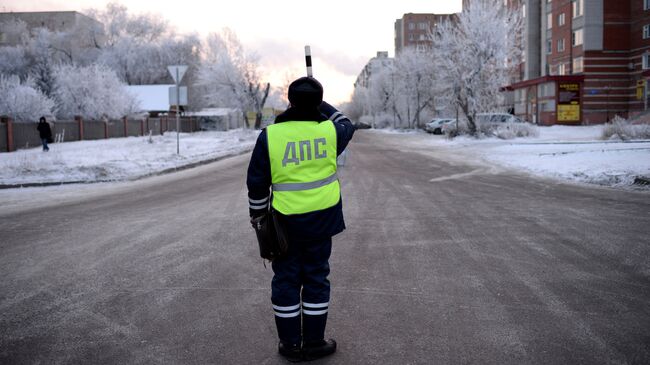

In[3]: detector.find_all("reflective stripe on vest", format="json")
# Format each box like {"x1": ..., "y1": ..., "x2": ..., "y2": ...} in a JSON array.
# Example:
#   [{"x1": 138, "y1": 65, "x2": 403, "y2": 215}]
[{"x1": 267, "y1": 120, "x2": 340, "y2": 215}]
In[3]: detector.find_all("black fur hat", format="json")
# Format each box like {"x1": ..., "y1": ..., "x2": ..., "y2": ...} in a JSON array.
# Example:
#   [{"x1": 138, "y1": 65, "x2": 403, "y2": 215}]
[{"x1": 288, "y1": 77, "x2": 323, "y2": 109}]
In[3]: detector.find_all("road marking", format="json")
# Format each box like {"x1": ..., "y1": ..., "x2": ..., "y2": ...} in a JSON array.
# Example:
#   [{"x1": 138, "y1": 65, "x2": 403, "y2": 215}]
[{"x1": 429, "y1": 168, "x2": 485, "y2": 182}]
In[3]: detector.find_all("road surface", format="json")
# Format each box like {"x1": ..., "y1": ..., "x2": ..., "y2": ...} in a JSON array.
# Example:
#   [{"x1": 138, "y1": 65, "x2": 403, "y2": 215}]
[{"x1": 1, "y1": 131, "x2": 649, "y2": 364}]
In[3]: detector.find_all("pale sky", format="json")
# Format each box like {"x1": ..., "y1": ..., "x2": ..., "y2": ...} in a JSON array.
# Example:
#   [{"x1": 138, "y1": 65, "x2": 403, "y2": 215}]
[{"x1": 2, "y1": 0, "x2": 462, "y2": 104}]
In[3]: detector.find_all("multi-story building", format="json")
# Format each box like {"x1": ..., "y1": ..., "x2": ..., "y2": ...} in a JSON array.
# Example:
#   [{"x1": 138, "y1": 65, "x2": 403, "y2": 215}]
[
  {"x1": 0, "y1": 11, "x2": 103, "y2": 47},
  {"x1": 354, "y1": 51, "x2": 394, "y2": 89},
  {"x1": 509, "y1": 0, "x2": 650, "y2": 125},
  {"x1": 394, "y1": 13, "x2": 456, "y2": 54}
]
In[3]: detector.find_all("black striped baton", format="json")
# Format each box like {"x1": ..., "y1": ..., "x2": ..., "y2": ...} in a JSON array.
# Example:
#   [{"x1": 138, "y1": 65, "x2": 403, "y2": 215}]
[{"x1": 305, "y1": 45, "x2": 313, "y2": 77}]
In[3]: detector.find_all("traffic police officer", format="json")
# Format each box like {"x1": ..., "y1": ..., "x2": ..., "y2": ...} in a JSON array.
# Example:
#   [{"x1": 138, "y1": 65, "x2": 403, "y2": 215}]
[{"x1": 247, "y1": 76, "x2": 355, "y2": 362}]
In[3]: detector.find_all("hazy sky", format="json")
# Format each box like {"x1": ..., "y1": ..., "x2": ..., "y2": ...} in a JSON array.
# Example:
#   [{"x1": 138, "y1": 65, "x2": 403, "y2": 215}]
[{"x1": 2, "y1": 0, "x2": 462, "y2": 104}]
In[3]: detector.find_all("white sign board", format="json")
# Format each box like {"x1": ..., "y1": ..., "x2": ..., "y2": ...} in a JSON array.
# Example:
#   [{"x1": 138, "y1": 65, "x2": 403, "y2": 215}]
[
  {"x1": 167, "y1": 65, "x2": 188, "y2": 84},
  {"x1": 169, "y1": 86, "x2": 188, "y2": 106}
]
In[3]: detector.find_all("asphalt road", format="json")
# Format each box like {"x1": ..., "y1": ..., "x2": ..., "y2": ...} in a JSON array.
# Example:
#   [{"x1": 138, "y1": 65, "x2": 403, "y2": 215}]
[{"x1": 1, "y1": 131, "x2": 649, "y2": 364}]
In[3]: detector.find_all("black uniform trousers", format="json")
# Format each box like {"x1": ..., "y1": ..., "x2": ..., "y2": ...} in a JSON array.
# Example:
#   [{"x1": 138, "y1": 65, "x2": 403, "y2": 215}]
[{"x1": 271, "y1": 236, "x2": 332, "y2": 345}]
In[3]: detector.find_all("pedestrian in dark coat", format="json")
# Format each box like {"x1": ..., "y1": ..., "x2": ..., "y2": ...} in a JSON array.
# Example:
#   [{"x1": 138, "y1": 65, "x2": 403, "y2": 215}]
[
  {"x1": 37, "y1": 117, "x2": 52, "y2": 151},
  {"x1": 247, "y1": 77, "x2": 356, "y2": 362}
]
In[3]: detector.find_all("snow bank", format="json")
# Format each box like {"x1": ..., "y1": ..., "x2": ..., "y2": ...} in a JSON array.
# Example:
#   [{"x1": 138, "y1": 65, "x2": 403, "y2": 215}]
[
  {"x1": 484, "y1": 142, "x2": 650, "y2": 187},
  {"x1": 0, "y1": 129, "x2": 258, "y2": 186},
  {"x1": 376, "y1": 125, "x2": 650, "y2": 189}
]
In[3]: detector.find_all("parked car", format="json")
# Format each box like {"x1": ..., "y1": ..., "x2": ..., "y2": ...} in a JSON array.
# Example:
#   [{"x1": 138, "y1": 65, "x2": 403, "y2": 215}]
[
  {"x1": 425, "y1": 118, "x2": 455, "y2": 134},
  {"x1": 476, "y1": 113, "x2": 525, "y2": 125}
]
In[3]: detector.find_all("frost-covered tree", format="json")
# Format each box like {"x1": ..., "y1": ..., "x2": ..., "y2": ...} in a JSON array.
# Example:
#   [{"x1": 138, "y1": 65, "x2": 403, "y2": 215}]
[
  {"x1": 197, "y1": 29, "x2": 269, "y2": 129},
  {"x1": 85, "y1": 2, "x2": 169, "y2": 47},
  {"x1": 350, "y1": 48, "x2": 435, "y2": 128},
  {"x1": 391, "y1": 48, "x2": 437, "y2": 128},
  {"x1": 432, "y1": 0, "x2": 523, "y2": 135},
  {"x1": 0, "y1": 74, "x2": 55, "y2": 121},
  {"x1": 0, "y1": 20, "x2": 31, "y2": 78},
  {"x1": 53, "y1": 64, "x2": 139, "y2": 120},
  {"x1": 88, "y1": 2, "x2": 201, "y2": 87}
]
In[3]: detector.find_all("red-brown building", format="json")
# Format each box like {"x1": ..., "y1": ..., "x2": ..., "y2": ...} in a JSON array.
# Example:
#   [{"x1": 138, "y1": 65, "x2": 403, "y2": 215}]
[
  {"x1": 394, "y1": 13, "x2": 456, "y2": 54},
  {"x1": 510, "y1": 0, "x2": 650, "y2": 125}
]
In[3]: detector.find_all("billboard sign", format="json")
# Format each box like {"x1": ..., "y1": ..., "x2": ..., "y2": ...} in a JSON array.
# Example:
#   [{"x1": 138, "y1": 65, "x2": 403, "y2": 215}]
[{"x1": 557, "y1": 83, "x2": 581, "y2": 122}]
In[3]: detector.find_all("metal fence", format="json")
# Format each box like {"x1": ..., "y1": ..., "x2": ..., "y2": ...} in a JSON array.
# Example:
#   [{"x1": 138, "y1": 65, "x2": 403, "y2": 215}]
[{"x1": 0, "y1": 116, "x2": 202, "y2": 152}]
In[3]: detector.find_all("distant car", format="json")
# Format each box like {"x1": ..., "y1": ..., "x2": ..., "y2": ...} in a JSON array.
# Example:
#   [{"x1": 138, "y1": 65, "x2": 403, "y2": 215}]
[
  {"x1": 425, "y1": 118, "x2": 455, "y2": 134},
  {"x1": 476, "y1": 113, "x2": 525, "y2": 125},
  {"x1": 353, "y1": 121, "x2": 372, "y2": 129}
]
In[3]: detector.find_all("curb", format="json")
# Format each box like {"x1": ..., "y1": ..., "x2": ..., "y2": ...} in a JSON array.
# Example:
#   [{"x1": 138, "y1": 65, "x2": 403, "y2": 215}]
[{"x1": 0, "y1": 148, "x2": 252, "y2": 190}]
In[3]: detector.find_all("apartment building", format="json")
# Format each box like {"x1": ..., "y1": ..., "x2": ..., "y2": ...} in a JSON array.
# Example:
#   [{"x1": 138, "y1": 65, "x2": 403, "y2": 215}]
[
  {"x1": 354, "y1": 51, "x2": 394, "y2": 89},
  {"x1": 509, "y1": 0, "x2": 650, "y2": 125},
  {"x1": 394, "y1": 13, "x2": 456, "y2": 54},
  {"x1": 0, "y1": 11, "x2": 103, "y2": 47}
]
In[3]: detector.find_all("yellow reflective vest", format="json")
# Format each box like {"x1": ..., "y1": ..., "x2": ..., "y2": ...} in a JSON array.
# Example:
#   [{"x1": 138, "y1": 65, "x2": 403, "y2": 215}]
[{"x1": 267, "y1": 120, "x2": 340, "y2": 215}]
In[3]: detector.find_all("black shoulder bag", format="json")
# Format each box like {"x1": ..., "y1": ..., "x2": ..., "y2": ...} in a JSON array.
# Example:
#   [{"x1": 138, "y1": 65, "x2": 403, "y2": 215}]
[{"x1": 251, "y1": 197, "x2": 289, "y2": 261}]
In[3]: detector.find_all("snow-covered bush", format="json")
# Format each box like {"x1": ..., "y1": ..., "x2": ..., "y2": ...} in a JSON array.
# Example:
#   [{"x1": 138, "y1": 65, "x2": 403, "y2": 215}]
[
  {"x1": 444, "y1": 120, "x2": 470, "y2": 139},
  {"x1": 359, "y1": 113, "x2": 393, "y2": 129},
  {"x1": 493, "y1": 123, "x2": 539, "y2": 139},
  {"x1": 53, "y1": 64, "x2": 139, "y2": 120},
  {"x1": 445, "y1": 119, "x2": 538, "y2": 139},
  {"x1": 0, "y1": 74, "x2": 55, "y2": 121},
  {"x1": 602, "y1": 116, "x2": 650, "y2": 140}
]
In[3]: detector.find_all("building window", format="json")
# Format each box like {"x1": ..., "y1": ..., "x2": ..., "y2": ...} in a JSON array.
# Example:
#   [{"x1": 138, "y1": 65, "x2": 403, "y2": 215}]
[
  {"x1": 419, "y1": 34, "x2": 426, "y2": 41},
  {"x1": 573, "y1": 29, "x2": 583, "y2": 46},
  {"x1": 547, "y1": 39, "x2": 552, "y2": 54},
  {"x1": 573, "y1": 0, "x2": 584, "y2": 18},
  {"x1": 643, "y1": 53, "x2": 650, "y2": 69},
  {"x1": 557, "y1": 38, "x2": 565, "y2": 52},
  {"x1": 547, "y1": 13, "x2": 553, "y2": 29},
  {"x1": 0, "y1": 32, "x2": 5, "y2": 43},
  {"x1": 558, "y1": 13, "x2": 565, "y2": 26},
  {"x1": 558, "y1": 63, "x2": 567, "y2": 75},
  {"x1": 523, "y1": 4, "x2": 526, "y2": 18},
  {"x1": 408, "y1": 22, "x2": 415, "y2": 30},
  {"x1": 418, "y1": 22, "x2": 428, "y2": 30},
  {"x1": 645, "y1": 0, "x2": 650, "y2": 11},
  {"x1": 572, "y1": 57, "x2": 584, "y2": 73},
  {"x1": 644, "y1": 25, "x2": 650, "y2": 39},
  {"x1": 409, "y1": 34, "x2": 414, "y2": 41}
]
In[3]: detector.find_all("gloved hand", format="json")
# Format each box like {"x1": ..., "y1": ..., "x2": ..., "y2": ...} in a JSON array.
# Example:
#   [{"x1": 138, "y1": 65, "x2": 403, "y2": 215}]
[{"x1": 250, "y1": 211, "x2": 266, "y2": 229}]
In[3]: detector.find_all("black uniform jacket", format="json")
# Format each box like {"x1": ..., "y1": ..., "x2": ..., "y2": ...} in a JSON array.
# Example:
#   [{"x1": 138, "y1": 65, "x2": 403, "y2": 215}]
[{"x1": 246, "y1": 102, "x2": 355, "y2": 241}]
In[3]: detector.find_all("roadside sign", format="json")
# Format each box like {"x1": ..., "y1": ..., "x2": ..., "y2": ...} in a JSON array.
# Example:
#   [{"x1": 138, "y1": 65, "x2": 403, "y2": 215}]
[
  {"x1": 169, "y1": 86, "x2": 188, "y2": 106},
  {"x1": 167, "y1": 64, "x2": 188, "y2": 156},
  {"x1": 637, "y1": 80, "x2": 645, "y2": 100},
  {"x1": 167, "y1": 65, "x2": 188, "y2": 84}
]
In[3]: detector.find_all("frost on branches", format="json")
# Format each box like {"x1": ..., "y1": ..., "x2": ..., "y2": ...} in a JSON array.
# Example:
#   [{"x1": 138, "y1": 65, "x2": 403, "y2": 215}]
[
  {"x1": 349, "y1": 49, "x2": 436, "y2": 129},
  {"x1": 53, "y1": 64, "x2": 139, "y2": 120},
  {"x1": 433, "y1": 0, "x2": 523, "y2": 135},
  {"x1": 0, "y1": 74, "x2": 55, "y2": 122},
  {"x1": 196, "y1": 29, "x2": 269, "y2": 129}
]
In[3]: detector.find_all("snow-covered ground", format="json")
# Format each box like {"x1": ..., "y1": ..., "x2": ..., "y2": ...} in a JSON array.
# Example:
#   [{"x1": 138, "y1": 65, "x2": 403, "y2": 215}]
[
  {"x1": 399, "y1": 125, "x2": 650, "y2": 189},
  {"x1": 0, "y1": 129, "x2": 258, "y2": 186},
  {"x1": 1, "y1": 125, "x2": 648, "y2": 190}
]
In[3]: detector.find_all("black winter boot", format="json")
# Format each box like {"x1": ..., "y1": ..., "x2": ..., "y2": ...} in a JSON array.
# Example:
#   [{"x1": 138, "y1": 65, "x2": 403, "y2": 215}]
[
  {"x1": 303, "y1": 338, "x2": 336, "y2": 361},
  {"x1": 278, "y1": 341, "x2": 302, "y2": 362}
]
